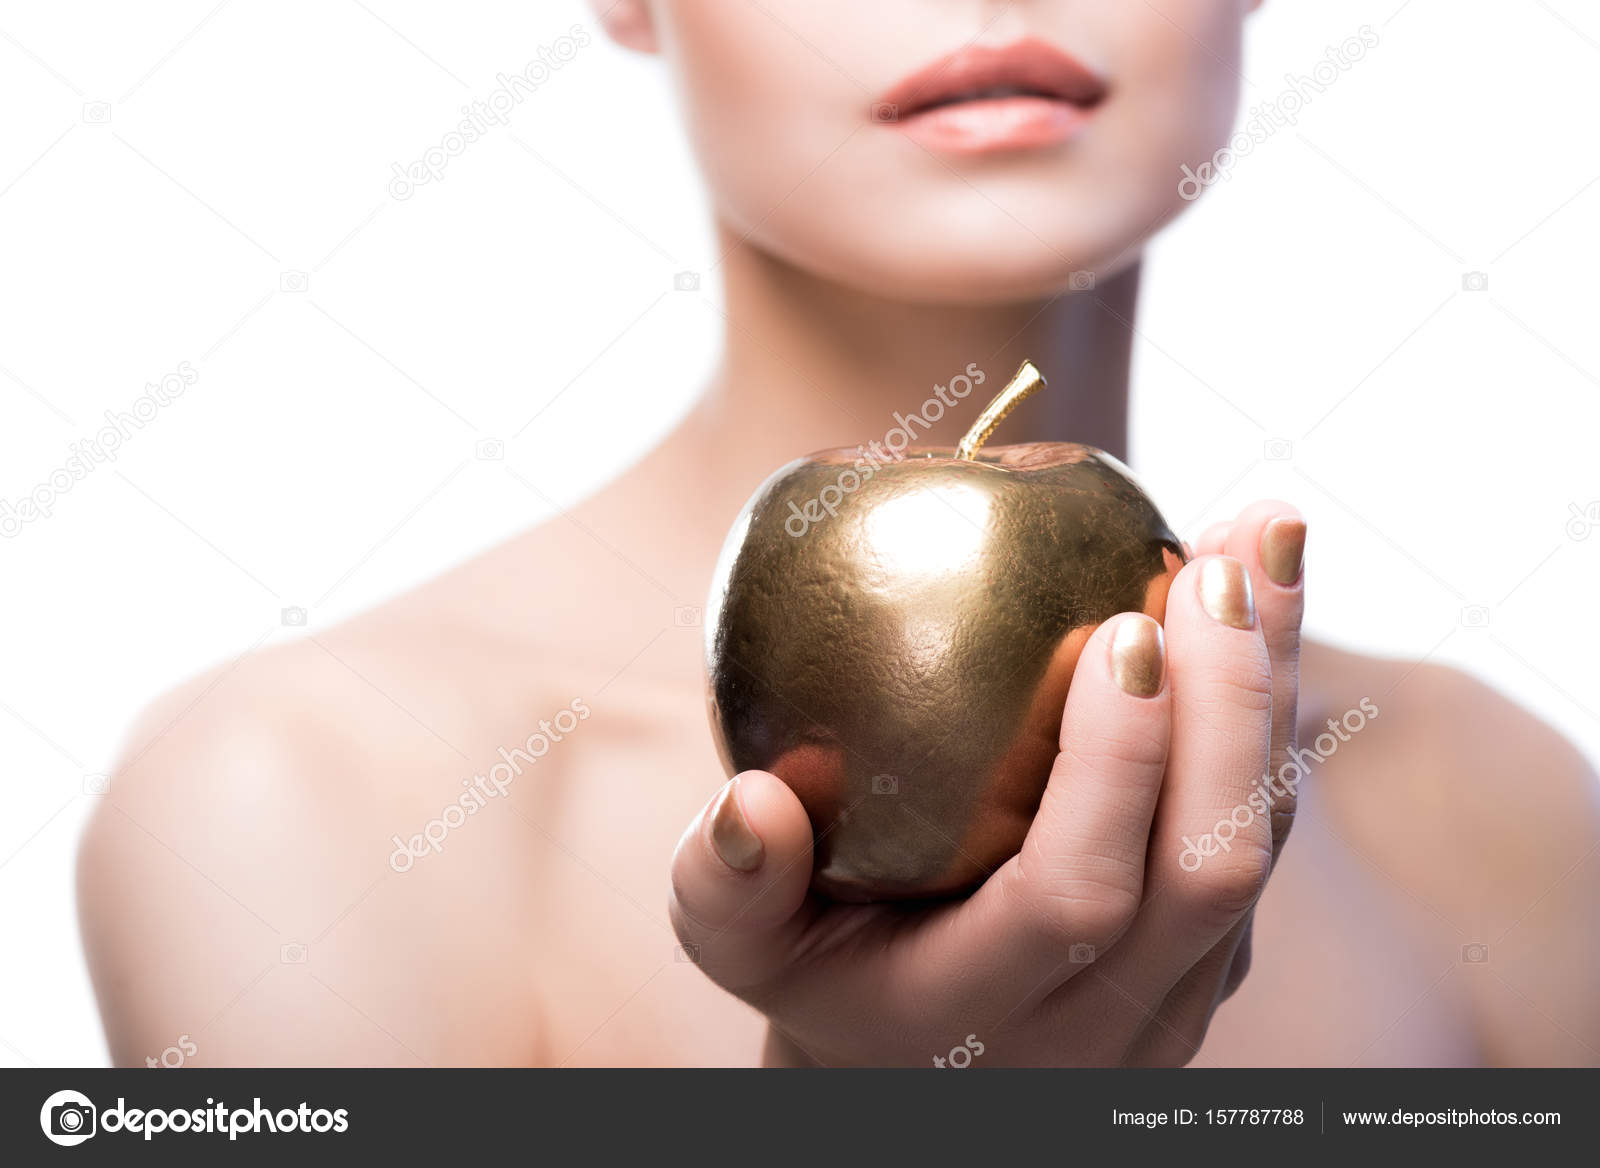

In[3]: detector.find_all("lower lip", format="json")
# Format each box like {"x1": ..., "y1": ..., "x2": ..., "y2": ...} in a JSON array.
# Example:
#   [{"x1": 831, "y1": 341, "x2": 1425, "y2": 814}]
[{"x1": 889, "y1": 96, "x2": 1096, "y2": 154}]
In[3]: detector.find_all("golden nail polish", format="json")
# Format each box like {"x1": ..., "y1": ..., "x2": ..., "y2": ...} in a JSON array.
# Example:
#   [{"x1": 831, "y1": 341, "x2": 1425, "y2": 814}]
[
  {"x1": 1259, "y1": 517, "x2": 1306, "y2": 586},
  {"x1": 1199, "y1": 557, "x2": 1256, "y2": 629},
  {"x1": 709, "y1": 778, "x2": 764, "y2": 872},
  {"x1": 1110, "y1": 615, "x2": 1165, "y2": 697}
]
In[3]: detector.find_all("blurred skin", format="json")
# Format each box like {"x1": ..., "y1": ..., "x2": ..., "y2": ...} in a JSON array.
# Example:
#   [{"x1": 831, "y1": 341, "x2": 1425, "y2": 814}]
[{"x1": 77, "y1": 1, "x2": 1600, "y2": 1068}]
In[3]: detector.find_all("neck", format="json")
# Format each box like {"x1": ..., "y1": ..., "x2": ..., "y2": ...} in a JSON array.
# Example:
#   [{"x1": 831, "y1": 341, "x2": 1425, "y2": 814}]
[
  {"x1": 587, "y1": 227, "x2": 1145, "y2": 605},
  {"x1": 685, "y1": 224, "x2": 1138, "y2": 465},
  {"x1": 519, "y1": 232, "x2": 1147, "y2": 656}
]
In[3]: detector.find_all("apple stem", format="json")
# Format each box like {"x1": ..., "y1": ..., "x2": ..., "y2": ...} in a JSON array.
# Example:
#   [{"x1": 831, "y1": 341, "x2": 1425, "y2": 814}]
[{"x1": 956, "y1": 360, "x2": 1047, "y2": 460}]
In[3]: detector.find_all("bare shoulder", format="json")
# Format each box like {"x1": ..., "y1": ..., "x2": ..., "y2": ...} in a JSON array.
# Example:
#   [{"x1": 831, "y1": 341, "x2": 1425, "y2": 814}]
[
  {"x1": 1299, "y1": 639, "x2": 1600, "y2": 1063},
  {"x1": 77, "y1": 591, "x2": 568, "y2": 1067},
  {"x1": 1300, "y1": 639, "x2": 1598, "y2": 846}
]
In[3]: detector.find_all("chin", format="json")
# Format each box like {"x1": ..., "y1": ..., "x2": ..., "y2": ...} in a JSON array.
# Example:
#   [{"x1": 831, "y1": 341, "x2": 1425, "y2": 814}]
[
  {"x1": 783, "y1": 231, "x2": 1149, "y2": 306},
  {"x1": 743, "y1": 185, "x2": 1170, "y2": 305}
]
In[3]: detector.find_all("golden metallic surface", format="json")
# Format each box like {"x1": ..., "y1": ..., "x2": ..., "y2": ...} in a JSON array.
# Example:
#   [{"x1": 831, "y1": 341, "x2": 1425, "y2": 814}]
[
  {"x1": 1259, "y1": 516, "x2": 1307, "y2": 586},
  {"x1": 1198, "y1": 556, "x2": 1256, "y2": 630},
  {"x1": 704, "y1": 437, "x2": 1186, "y2": 901},
  {"x1": 1110, "y1": 615, "x2": 1166, "y2": 699},
  {"x1": 709, "y1": 778, "x2": 765, "y2": 872},
  {"x1": 956, "y1": 360, "x2": 1046, "y2": 460}
]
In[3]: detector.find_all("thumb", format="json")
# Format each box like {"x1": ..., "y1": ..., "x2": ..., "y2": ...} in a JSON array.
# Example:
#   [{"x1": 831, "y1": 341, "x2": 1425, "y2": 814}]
[{"x1": 668, "y1": 771, "x2": 815, "y2": 992}]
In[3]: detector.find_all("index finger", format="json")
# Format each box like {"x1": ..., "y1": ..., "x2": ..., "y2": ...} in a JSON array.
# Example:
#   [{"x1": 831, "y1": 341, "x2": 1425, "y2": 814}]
[{"x1": 889, "y1": 613, "x2": 1171, "y2": 1015}]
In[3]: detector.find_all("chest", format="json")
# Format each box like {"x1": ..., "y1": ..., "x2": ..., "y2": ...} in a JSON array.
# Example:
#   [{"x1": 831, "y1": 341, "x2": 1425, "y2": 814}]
[{"x1": 530, "y1": 682, "x2": 1484, "y2": 1066}]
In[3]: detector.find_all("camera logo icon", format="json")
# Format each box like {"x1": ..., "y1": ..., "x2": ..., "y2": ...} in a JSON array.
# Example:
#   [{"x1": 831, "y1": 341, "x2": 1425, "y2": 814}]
[
  {"x1": 279, "y1": 270, "x2": 309, "y2": 293},
  {"x1": 1459, "y1": 604, "x2": 1491, "y2": 628},
  {"x1": 1263, "y1": 438, "x2": 1294, "y2": 462},
  {"x1": 1461, "y1": 943, "x2": 1490, "y2": 964},
  {"x1": 1567, "y1": 501, "x2": 1599, "y2": 541},
  {"x1": 281, "y1": 606, "x2": 308, "y2": 627},
  {"x1": 871, "y1": 102, "x2": 899, "y2": 123},
  {"x1": 475, "y1": 438, "x2": 505, "y2": 461},
  {"x1": 675, "y1": 942, "x2": 701, "y2": 964},
  {"x1": 673, "y1": 605, "x2": 701, "y2": 627},
  {"x1": 1461, "y1": 271, "x2": 1489, "y2": 292},
  {"x1": 1068, "y1": 943, "x2": 1097, "y2": 964},
  {"x1": 1068, "y1": 270, "x2": 1096, "y2": 292},
  {"x1": 81, "y1": 102, "x2": 111, "y2": 125},
  {"x1": 673, "y1": 270, "x2": 701, "y2": 292},
  {"x1": 40, "y1": 1090, "x2": 97, "y2": 1146},
  {"x1": 280, "y1": 942, "x2": 308, "y2": 964},
  {"x1": 82, "y1": 773, "x2": 111, "y2": 796},
  {"x1": 870, "y1": 774, "x2": 899, "y2": 796}
]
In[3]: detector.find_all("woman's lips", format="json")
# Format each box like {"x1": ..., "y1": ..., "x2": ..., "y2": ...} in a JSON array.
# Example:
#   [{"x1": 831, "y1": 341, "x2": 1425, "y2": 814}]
[
  {"x1": 875, "y1": 38, "x2": 1107, "y2": 155},
  {"x1": 892, "y1": 96, "x2": 1097, "y2": 153}
]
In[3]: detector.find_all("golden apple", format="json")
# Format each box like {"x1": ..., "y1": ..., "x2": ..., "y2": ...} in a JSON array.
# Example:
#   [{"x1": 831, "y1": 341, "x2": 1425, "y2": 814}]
[{"x1": 705, "y1": 362, "x2": 1185, "y2": 900}]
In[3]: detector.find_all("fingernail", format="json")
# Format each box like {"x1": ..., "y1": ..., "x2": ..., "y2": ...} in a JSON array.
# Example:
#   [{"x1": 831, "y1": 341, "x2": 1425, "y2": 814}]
[
  {"x1": 709, "y1": 778, "x2": 764, "y2": 872},
  {"x1": 1110, "y1": 615, "x2": 1165, "y2": 697},
  {"x1": 1199, "y1": 557, "x2": 1255, "y2": 629},
  {"x1": 1259, "y1": 517, "x2": 1306, "y2": 586}
]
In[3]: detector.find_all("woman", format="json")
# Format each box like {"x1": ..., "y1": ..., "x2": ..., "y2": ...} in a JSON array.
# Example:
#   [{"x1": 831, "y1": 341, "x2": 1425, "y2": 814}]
[{"x1": 78, "y1": 1, "x2": 1600, "y2": 1066}]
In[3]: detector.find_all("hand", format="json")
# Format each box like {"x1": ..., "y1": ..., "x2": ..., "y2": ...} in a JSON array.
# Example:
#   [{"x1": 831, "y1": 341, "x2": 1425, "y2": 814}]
[{"x1": 670, "y1": 501, "x2": 1306, "y2": 1067}]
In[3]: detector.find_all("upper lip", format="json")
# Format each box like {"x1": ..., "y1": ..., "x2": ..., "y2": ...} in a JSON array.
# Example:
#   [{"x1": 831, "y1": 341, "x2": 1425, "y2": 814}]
[{"x1": 877, "y1": 38, "x2": 1108, "y2": 119}]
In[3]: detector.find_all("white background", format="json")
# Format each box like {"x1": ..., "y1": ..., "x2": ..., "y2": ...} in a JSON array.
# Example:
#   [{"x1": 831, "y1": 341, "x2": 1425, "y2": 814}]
[{"x1": 2, "y1": 0, "x2": 1597, "y2": 1066}]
